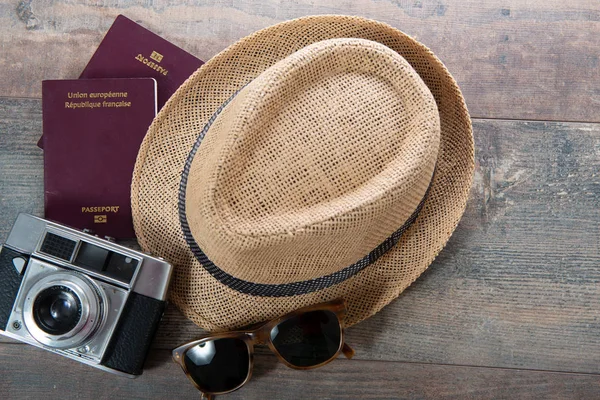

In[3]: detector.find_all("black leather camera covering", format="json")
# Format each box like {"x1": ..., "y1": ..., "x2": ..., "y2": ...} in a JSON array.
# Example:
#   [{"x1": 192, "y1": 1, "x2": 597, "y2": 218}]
[
  {"x1": 102, "y1": 292, "x2": 166, "y2": 375},
  {"x1": 0, "y1": 247, "x2": 27, "y2": 331}
]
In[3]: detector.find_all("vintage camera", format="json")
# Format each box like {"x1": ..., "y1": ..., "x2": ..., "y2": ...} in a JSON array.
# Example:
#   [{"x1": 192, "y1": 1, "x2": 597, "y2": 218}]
[{"x1": 0, "y1": 214, "x2": 173, "y2": 377}]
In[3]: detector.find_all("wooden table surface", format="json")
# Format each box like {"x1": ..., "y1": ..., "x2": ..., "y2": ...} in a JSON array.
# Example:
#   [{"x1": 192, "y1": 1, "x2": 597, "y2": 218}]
[{"x1": 2, "y1": 1, "x2": 600, "y2": 398}]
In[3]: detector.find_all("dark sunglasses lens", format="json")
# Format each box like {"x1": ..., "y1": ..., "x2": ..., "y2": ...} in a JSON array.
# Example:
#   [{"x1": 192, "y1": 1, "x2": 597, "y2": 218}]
[
  {"x1": 270, "y1": 309, "x2": 341, "y2": 367},
  {"x1": 183, "y1": 337, "x2": 250, "y2": 393}
]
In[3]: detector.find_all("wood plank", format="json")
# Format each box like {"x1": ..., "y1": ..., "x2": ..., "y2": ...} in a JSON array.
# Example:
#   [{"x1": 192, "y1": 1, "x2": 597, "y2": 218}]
[
  {"x1": 0, "y1": 98, "x2": 43, "y2": 220},
  {"x1": 0, "y1": 1, "x2": 599, "y2": 121},
  {"x1": 2, "y1": 99, "x2": 600, "y2": 372},
  {"x1": 346, "y1": 118, "x2": 600, "y2": 373},
  {"x1": 1, "y1": 344, "x2": 600, "y2": 399}
]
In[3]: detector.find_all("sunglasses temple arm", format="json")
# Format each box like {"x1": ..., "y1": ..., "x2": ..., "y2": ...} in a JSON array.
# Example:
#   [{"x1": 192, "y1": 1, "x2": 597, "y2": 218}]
[{"x1": 342, "y1": 342, "x2": 355, "y2": 359}]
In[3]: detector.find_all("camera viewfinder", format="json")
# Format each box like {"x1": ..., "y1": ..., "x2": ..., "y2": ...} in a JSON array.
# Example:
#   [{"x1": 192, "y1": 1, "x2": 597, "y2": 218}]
[{"x1": 74, "y1": 242, "x2": 138, "y2": 284}]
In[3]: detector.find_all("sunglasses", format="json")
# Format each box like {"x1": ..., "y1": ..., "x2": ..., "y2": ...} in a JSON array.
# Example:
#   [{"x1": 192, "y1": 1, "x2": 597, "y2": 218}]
[{"x1": 172, "y1": 298, "x2": 354, "y2": 399}]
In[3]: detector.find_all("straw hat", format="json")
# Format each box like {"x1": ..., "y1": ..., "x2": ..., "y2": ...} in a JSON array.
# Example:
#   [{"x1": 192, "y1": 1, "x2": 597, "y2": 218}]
[{"x1": 131, "y1": 15, "x2": 474, "y2": 331}]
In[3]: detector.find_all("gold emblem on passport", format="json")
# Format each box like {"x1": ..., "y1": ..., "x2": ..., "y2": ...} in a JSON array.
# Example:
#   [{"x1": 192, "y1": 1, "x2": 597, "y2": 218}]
[
  {"x1": 83, "y1": 206, "x2": 118, "y2": 224},
  {"x1": 135, "y1": 52, "x2": 168, "y2": 76},
  {"x1": 150, "y1": 51, "x2": 164, "y2": 63},
  {"x1": 94, "y1": 215, "x2": 108, "y2": 223}
]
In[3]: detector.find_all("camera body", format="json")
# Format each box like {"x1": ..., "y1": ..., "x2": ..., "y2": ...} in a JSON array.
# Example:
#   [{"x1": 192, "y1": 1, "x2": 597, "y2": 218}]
[{"x1": 0, "y1": 214, "x2": 173, "y2": 377}]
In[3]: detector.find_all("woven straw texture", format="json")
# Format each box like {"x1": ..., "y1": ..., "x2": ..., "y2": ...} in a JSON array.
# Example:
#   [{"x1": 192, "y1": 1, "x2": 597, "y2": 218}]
[
  {"x1": 131, "y1": 15, "x2": 474, "y2": 331},
  {"x1": 186, "y1": 38, "x2": 440, "y2": 284}
]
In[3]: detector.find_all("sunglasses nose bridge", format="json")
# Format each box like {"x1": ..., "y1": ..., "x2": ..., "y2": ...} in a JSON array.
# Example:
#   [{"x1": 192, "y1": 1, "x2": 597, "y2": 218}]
[{"x1": 250, "y1": 329, "x2": 270, "y2": 345}]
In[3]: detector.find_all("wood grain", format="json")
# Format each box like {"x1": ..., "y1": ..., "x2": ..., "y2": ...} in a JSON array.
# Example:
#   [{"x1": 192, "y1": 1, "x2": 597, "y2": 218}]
[
  {"x1": 1, "y1": 344, "x2": 599, "y2": 399},
  {"x1": 2, "y1": 98, "x2": 600, "y2": 374},
  {"x1": 0, "y1": 1, "x2": 599, "y2": 121},
  {"x1": 0, "y1": 97, "x2": 43, "y2": 220}
]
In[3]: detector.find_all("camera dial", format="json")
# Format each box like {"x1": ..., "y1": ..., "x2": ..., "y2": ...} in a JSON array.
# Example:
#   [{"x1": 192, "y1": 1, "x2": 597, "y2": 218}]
[{"x1": 22, "y1": 272, "x2": 106, "y2": 349}]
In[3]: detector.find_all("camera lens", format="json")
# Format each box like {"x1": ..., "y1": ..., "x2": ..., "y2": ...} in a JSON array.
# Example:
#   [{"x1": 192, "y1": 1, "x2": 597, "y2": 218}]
[
  {"x1": 33, "y1": 285, "x2": 82, "y2": 335},
  {"x1": 23, "y1": 272, "x2": 105, "y2": 349}
]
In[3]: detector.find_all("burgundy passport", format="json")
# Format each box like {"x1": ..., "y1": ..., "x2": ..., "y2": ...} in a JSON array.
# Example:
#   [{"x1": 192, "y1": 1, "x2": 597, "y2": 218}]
[
  {"x1": 38, "y1": 14, "x2": 203, "y2": 148},
  {"x1": 42, "y1": 78, "x2": 157, "y2": 238},
  {"x1": 81, "y1": 15, "x2": 203, "y2": 110}
]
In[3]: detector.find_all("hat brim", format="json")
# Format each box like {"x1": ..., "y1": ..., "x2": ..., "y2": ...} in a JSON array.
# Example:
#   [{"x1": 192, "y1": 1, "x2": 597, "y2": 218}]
[{"x1": 131, "y1": 15, "x2": 474, "y2": 331}]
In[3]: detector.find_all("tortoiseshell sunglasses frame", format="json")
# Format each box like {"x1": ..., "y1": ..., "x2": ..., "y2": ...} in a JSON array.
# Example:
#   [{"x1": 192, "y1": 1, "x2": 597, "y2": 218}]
[{"x1": 172, "y1": 298, "x2": 355, "y2": 399}]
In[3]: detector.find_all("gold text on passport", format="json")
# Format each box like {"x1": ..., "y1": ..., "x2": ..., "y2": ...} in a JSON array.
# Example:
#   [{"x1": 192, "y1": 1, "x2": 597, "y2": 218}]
[
  {"x1": 82, "y1": 206, "x2": 120, "y2": 213},
  {"x1": 135, "y1": 53, "x2": 168, "y2": 75}
]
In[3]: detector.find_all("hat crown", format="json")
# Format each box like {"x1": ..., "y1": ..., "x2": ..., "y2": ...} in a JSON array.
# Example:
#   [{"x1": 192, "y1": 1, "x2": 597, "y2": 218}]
[{"x1": 184, "y1": 38, "x2": 440, "y2": 284}]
